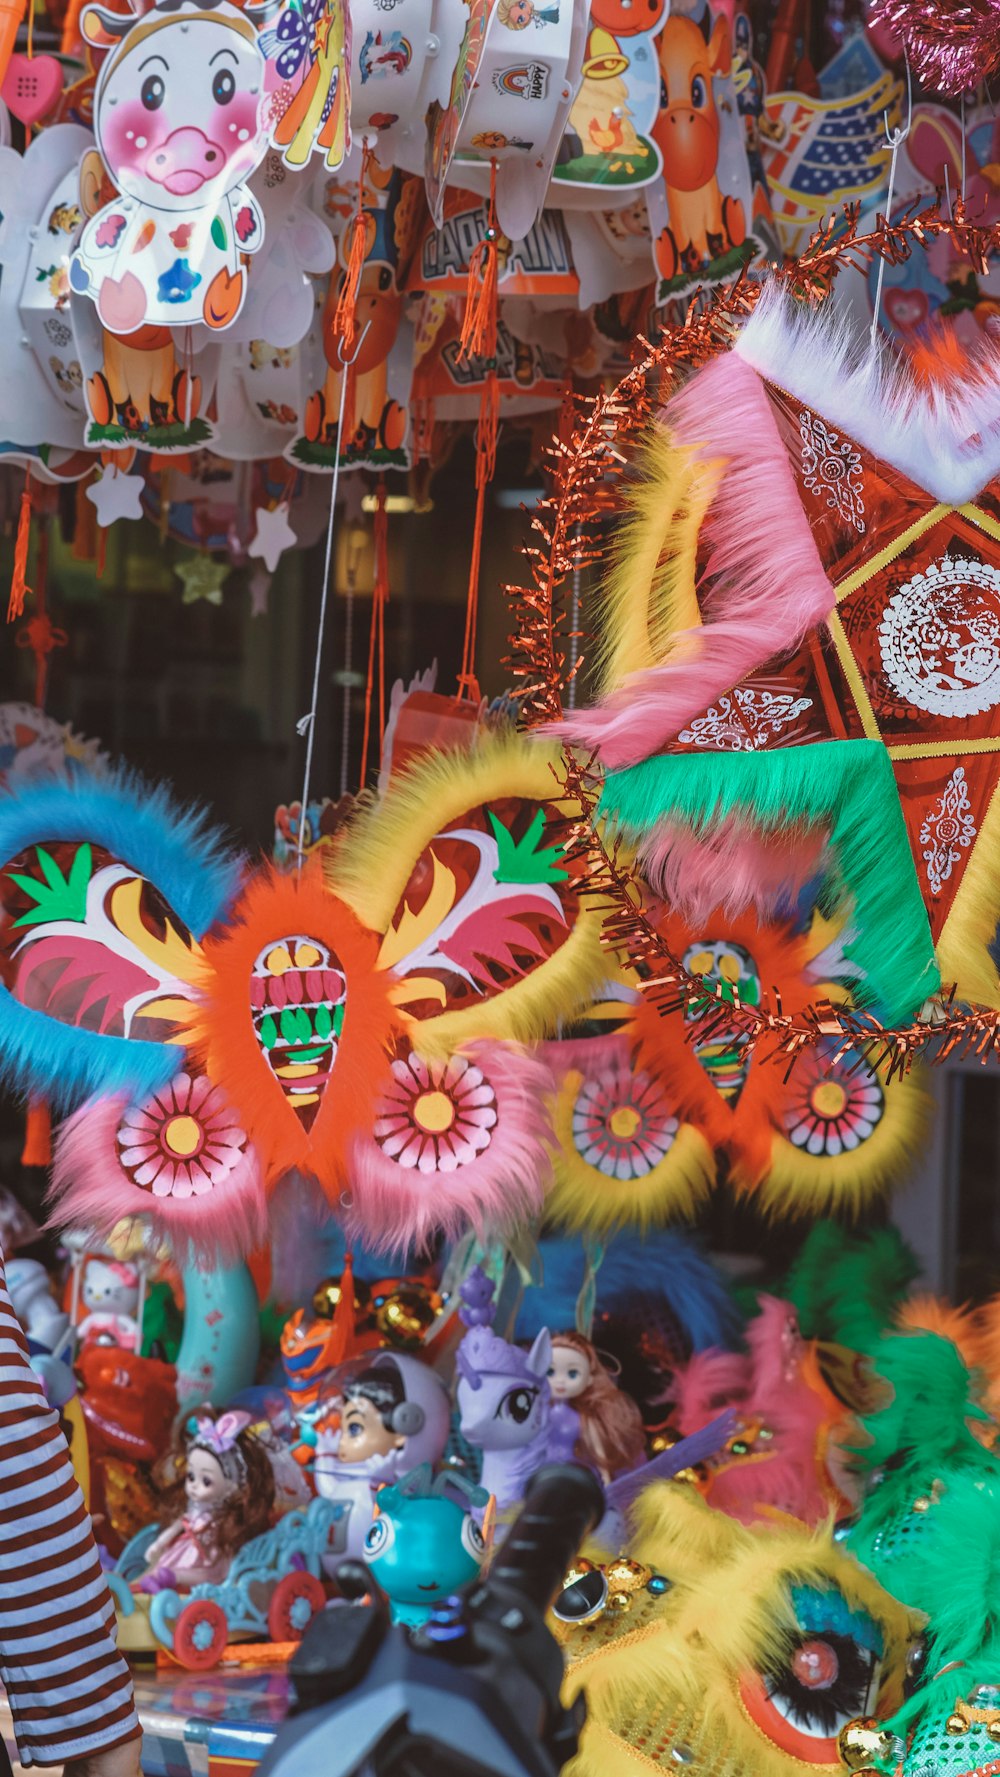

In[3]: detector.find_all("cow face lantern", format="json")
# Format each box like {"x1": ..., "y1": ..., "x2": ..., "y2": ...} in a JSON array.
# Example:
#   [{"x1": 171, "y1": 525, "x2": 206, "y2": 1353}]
[{"x1": 70, "y1": 0, "x2": 268, "y2": 332}]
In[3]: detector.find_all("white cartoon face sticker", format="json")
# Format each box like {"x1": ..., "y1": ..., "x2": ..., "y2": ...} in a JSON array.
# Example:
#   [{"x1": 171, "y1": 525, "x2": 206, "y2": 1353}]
[{"x1": 96, "y1": 7, "x2": 265, "y2": 213}]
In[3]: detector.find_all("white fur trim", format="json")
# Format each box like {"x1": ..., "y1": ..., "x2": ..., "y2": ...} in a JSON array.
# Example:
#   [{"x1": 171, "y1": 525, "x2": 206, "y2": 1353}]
[{"x1": 735, "y1": 285, "x2": 1000, "y2": 506}]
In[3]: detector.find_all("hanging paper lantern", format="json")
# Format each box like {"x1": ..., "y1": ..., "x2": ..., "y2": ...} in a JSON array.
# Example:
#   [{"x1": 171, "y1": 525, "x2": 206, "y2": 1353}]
[{"x1": 71, "y1": 0, "x2": 270, "y2": 334}]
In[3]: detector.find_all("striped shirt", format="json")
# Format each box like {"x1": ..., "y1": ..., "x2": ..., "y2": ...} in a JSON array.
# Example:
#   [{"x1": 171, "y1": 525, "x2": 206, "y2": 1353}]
[{"x1": 0, "y1": 1251, "x2": 139, "y2": 1768}]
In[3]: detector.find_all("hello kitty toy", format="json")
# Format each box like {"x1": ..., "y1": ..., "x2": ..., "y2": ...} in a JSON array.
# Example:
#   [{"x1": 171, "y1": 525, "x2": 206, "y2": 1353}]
[
  {"x1": 78, "y1": 1256, "x2": 140, "y2": 1351},
  {"x1": 70, "y1": 0, "x2": 268, "y2": 333}
]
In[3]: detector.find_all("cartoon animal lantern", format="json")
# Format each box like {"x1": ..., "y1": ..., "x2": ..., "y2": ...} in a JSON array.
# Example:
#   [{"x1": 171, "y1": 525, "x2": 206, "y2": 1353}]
[
  {"x1": 553, "y1": 1484, "x2": 918, "y2": 1777},
  {"x1": 652, "y1": 8, "x2": 745, "y2": 282},
  {"x1": 71, "y1": 0, "x2": 268, "y2": 333},
  {"x1": 22, "y1": 735, "x2": 601, "y2": 1260},
  {"x1": 297, "y1": 164, "x2": 409, "y2": 471}
]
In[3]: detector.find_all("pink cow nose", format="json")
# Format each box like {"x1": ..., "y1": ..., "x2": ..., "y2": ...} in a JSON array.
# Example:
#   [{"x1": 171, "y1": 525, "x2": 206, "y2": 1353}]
[{"x1": 145, "y1": 126, "x2": 225, "y2": 196}]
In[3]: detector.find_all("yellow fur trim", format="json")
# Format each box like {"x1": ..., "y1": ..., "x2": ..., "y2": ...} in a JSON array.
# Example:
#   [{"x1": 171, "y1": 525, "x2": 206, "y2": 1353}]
[
  {"x1": 597, "y1": 431, "x2": 719, "y2": 692},
  {"x1": 936, "y1": 775, "x2": 1000, "y2": 1009},
  {"x1": 561, "y1": 1485, "x2": 918, "y2": 1777},
  {"x1": 329, "y1": 731, "x2": 608, "y2": 1052},
  {"x1": 545, "y1": 1069, "x2": 714, "y2": 1234},
  {"x1": 742, "y1": 1058, "x2": 930, "y2": 1221}
]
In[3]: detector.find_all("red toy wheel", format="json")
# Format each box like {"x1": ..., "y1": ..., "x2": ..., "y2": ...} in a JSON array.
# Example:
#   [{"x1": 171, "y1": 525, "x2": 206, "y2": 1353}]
[
  {"x1": 173, "y1": 1599, "x2": 229, "y2": 1669},
  {"x1": 267, "y1": 1571, "x2": 326, "y2": 1642}
]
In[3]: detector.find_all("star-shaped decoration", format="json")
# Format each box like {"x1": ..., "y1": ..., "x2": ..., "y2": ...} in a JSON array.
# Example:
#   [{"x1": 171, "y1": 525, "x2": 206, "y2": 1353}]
[
  {"x1": 86, "y1": 466, "x2": 145, "y2": 526},
  {"x1": 248, "y1": 501, "x2": 297, "y2": 574},
  {"x1": 176, "y1": 555, "x2": 229, "y2": 606},
  {"x1": 249, "y1": 565, "x2": 271, "y2": 618}
]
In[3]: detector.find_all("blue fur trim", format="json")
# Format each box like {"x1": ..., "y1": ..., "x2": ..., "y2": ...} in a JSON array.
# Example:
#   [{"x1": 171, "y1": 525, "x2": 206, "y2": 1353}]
[
  {"x1": 515, "y1": 1230, "x2": 741, "y2": 1349},
  {"x1": 0, "y1": 767, "x2": 241, "y2": 1109},
  {"x1": 0, "y1": 995, "x2": 179, "y2": 1110},
  {"x1": 0, "y1": 767, "x2": 241, "y2": 935}
]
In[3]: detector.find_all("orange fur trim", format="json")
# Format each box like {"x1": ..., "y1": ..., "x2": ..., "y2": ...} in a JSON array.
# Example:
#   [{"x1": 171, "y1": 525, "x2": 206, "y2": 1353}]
[
  {"x1": 896, "y1": 1293, "x2": 979, "y2": 1372},
  {"x1": 970, "y1": 1294, "x2": 1000, "y2": 1416},
  {"x1": 645, "y1": 905, "x2": 815, "y2": 1186},
  {"x1": 182, "y1": 864, "x2": 396, "y2": 1198}
]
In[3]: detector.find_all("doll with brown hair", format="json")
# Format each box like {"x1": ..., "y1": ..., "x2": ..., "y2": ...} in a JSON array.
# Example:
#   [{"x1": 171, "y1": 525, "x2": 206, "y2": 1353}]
[
  {"x1": 548, "y1": 1332, "x2": 646, "y2": 1481},
  {"x1": 134, "y1": 1407, "x2": 275, "y2": 1594}
]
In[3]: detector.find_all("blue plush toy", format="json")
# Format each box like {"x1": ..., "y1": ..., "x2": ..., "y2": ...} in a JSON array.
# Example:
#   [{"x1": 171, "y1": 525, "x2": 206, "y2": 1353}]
[{"x1": 362, "y1": 1467, "x2": 492, "y2": 1627}]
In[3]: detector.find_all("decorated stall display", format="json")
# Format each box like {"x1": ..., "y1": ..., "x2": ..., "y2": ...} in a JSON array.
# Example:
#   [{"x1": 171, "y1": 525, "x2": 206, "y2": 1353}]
[
  {"x1": 558, "y1": 281, "x2": 1000, "y2": 1021},
  {"x1": 6, "y1": 733, "x2": 603, "y2": 1258},
  {"x1": 71, "y1": 0, "x2": 269, "y2": 334},
  {"x1": 554, "y1": 1482, "x2": 919, "y2": 1777}
]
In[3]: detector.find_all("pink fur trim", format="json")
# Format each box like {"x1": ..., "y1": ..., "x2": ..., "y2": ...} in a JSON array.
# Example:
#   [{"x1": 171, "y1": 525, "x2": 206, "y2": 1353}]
[
  {"x1": 556, "y1": 353, "x2": 835, "y2": 769},
  {"x1": 49, "y1": 1084, "x2": 268, "y2": 1266},
  {"x1": 639, "y1": 818, "x2": 827, "y2": 924},
  {"x1": 346, "y1": 1040, "x2": 553, "y2": 1253},
  {"x1": 672, "y1": 1349, "x2": 751, "y2": 1433}
]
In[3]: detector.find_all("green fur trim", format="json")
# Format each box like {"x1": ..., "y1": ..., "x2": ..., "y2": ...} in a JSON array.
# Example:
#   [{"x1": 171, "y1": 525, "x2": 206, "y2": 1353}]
[
  {"x1": 600, "y1": 739, "x2": 939, "y2": 1025},
  {"x1": 783, "y1": 1223, "x2": 919, "y2": 1350}
]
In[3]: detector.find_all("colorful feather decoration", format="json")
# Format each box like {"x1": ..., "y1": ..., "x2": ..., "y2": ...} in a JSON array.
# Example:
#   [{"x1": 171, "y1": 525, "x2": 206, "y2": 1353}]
[
  {"x1": 345, "y1": 1038, "x2": 554, "y2": 1251},
  {"x1": 0, "y1": 768, "x2": 240, "y2": 1106},
  {"x1": 50, "y1": 1069, "x2": 267, "y2": 1266},
  {"x1": 601, "y1": 740, "x2": 940, "y2": 1025}
]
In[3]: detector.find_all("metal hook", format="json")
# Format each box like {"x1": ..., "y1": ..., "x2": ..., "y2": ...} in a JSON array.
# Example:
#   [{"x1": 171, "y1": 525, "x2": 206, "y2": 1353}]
[
  {"x1": 333, "y1": 317, "x2": 373, "y2": 369},
  {"x1": 871, "y1": 50, "x2": 913, "y2": 346},
  {"x1": 883, "y1": 46, "x2": 913, "y2": 153}
]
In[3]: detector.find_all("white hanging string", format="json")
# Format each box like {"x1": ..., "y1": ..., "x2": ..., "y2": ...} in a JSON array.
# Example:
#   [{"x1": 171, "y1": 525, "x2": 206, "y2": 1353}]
[
  {"x1": 295, "y1": 322, "x2": 371, "y2": 872},
  {"x1": 870, "y1": 53, "x2": 913, "y2": 347}
]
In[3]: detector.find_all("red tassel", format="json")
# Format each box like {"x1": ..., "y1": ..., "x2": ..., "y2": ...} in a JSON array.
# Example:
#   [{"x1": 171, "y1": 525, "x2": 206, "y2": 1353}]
[
  {"x1": 458, "y1": 161, "x2": 500, "y2": 365},
  {"x1": 9, "y1": 483, "x2": 32, "y2": 623},
  {"x1": 333, "y1": 144, "x2": 372, "y2": 356},
  {"x1": 22, "y1": 1100, "x2": 51, "y2": 1168}
]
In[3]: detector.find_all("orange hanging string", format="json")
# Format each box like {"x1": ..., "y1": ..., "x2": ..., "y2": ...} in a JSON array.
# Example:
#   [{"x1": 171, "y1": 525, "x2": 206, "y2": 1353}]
[
  {"x1": 21, "y1": 1100, "x2": 51, "y2": 1168},
  {"x1": 456, "y1": 163, "x2": 500, "y2": 703},
  {"x1": 360, "y1": 478, "x2": 390, "y2": 784},
  {"x1": 8, "y1": 475, "x2": 32, "y2": 623},
  {"x1": 332, "y1": 142, "x2": 372, "y2": 356}
]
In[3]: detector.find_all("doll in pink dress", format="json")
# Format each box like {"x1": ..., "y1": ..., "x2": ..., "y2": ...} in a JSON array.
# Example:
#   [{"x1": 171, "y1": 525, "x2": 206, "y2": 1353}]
[{"x1": 135, "y1": 1407, "x2": 275, "y2": 1594}]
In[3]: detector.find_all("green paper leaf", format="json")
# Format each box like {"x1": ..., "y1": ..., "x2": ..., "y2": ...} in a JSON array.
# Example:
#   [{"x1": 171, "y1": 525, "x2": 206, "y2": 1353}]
[
  {"x1": 211, "y1": 216, "x2": 227, "y2": 251},
  {"x1": 10, "y1": 843, "x2": 92, "y2": 927},
  {"x1": 488, "y1": 807, "x2": 567, "y2": 886}
]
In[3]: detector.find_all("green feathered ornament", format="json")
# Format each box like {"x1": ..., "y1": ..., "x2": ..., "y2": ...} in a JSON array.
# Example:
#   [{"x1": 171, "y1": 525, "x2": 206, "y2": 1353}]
[{"x1": 845, "y1": 1333, "x2": 1000, "y2": 1777}]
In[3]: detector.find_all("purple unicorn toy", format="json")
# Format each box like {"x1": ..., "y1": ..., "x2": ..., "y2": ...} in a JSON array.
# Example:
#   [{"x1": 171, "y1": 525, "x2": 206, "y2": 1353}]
[
  {"x1": 455, "y1": 1265, "x2": 741, "y2": 1517},
  {"x1": 455, "y1": 1267, "x2": 578, "y2": 1510}
]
